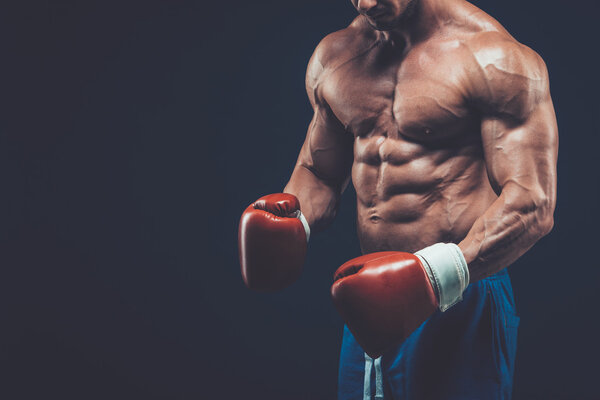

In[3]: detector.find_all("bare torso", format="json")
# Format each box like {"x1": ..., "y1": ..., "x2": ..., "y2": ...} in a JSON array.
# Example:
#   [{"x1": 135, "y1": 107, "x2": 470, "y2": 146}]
[{"x1": 319, "y1": 7, "x2": 504, "y2": 253}]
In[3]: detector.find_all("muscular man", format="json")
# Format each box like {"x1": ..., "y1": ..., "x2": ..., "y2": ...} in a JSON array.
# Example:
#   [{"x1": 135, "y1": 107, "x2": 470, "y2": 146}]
[{"x1": 239, "y1": 0, "x2": 557, "y2": 398}]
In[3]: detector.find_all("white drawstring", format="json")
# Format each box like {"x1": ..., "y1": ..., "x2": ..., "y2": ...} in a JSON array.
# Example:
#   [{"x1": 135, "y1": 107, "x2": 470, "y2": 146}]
[
  {"x1": 363, "y1": 353, "x2": 373, "y2": 400},
  {"x1": 374, "y1": 356, "x2": 383, "y2": 399},
  {"x1": 364, "y1": 354, "x2": 384, "y2": 399}
]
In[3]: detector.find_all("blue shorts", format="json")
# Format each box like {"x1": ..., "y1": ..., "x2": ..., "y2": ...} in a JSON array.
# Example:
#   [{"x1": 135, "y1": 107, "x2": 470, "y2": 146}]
[{"x1": 338, "y1": 269, "x2": 519, "y2": 400}]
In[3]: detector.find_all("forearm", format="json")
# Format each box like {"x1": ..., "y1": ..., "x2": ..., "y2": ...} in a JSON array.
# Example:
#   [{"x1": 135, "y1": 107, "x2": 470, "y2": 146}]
[
  {"x1": 458, "y1": 185, "x2": 555, "y2": 282},
  {"x1": 284, "y1": 164, "x2": 346, "y2": 233}
]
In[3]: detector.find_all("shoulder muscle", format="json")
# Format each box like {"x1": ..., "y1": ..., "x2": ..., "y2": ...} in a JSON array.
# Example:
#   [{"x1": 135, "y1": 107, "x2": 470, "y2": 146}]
[
  {"x1": 306, "y1": 21, "x2": 371, "y2": 107},
  {"x1": 465, "y1": 32, "x2": 549, "y2": 121}
]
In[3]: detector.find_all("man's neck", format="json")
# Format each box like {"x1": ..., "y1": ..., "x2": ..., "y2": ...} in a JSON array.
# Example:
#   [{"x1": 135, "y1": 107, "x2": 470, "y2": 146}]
[{"x1": 375, "y1": 0, "x2": 446, "y2": 48}]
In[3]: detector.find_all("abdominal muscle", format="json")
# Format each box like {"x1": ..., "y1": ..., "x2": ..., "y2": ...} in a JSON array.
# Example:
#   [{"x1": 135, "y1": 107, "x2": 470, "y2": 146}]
[{"x1": 353, "y1": 135, "x2": 498, "y2": 254}]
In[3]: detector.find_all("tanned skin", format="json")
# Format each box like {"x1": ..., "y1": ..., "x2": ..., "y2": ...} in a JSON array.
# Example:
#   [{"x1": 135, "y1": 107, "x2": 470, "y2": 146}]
[{"x1": 283, "y1": 0, "x2": 558, "y2": 283}]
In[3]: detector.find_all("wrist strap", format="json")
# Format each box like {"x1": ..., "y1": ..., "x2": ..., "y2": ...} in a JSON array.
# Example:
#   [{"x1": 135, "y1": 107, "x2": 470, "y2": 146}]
[
  {"x1": 415, "y1": 243, "x2": 469, "y2": 312},
  {"x1": 294, "y1": 210, "x2": 311, "y2": 242}
]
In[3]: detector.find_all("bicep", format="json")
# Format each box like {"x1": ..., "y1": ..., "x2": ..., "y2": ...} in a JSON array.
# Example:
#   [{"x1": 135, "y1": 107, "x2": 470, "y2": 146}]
[
  {"x1": 473, "y1": 40, "x2": 558, "y2": 198},
  {"x1": 297, "y1": 42, "x2": 354, "y2": 188},
  {"x1": 481, "y1": 95, "x2": 558, "y2": 201},
  {"x1": 295, "y1": 104, "x2": 354, "y2": 189}
]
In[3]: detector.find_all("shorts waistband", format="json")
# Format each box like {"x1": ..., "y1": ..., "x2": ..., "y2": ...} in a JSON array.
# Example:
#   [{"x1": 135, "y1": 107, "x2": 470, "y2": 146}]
[{"x1": 484, "y1": 268, "x2": 509, "y2": 281}]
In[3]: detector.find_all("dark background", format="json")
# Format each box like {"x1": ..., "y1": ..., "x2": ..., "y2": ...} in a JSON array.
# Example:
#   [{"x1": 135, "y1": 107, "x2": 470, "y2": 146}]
[{"x1": 1, "y1": 0, "x2": 598, "y2": 399}]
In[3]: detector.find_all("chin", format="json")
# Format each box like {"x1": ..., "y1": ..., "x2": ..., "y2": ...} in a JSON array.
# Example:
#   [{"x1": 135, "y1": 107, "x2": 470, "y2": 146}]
[{"x1": 367, "y1": 0, "x2": 416, "y2": 30}]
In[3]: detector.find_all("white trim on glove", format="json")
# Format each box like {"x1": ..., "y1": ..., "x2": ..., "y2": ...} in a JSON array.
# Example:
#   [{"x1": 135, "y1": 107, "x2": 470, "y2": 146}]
[
  {"x1": 415, "y1": 243, "x2": 470, "y2": 312},
  {"x1": 294, "y1": 210, "x2": 311, "y2": 243}
]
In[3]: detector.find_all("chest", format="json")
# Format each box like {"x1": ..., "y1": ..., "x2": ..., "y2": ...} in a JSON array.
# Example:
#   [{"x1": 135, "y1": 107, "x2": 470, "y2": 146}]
[{"x1": 321, "y1": 40, "x2": 479, "y2": 142}]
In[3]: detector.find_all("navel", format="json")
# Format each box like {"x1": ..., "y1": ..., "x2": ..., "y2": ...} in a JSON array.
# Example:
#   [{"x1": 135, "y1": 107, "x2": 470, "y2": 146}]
[{"x1": 369, "y1": 215, "x2": 382, "y2": 223}]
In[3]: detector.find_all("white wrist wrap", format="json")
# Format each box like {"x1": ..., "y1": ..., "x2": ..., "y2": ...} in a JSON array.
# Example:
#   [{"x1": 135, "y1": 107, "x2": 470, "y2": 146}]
[
  {"x1": 294, "y1": 210, "x2": 311, "y2": 243},
  {"x1": 415, "y1": 243, "x2": 470, "y2": 312}
]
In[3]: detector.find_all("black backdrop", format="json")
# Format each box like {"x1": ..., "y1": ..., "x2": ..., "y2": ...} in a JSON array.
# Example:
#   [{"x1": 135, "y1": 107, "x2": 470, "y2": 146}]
[{"x1": 2, "y1": 1, "x2": 598, "y2": 399}]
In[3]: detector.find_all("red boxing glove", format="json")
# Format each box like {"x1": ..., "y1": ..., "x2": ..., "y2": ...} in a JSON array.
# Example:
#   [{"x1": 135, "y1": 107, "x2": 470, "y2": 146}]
[
  {"x1": 238, "y1": 193, "x2": 310, "y2": 291},
  {"x1": 331, "y1": 244, "x2": 469, "y2": 358}
]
